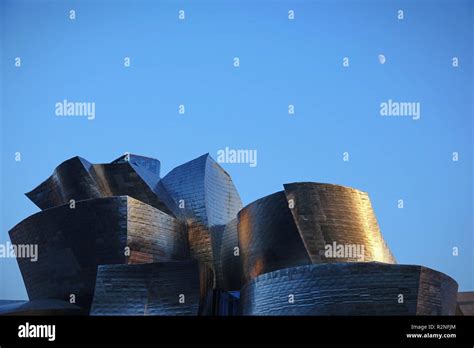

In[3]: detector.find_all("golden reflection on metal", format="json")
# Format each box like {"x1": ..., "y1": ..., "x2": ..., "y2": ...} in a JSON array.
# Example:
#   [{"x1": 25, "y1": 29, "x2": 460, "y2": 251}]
[{"x1": 239, "y1": 183, "x2": 396, "y2": 282}]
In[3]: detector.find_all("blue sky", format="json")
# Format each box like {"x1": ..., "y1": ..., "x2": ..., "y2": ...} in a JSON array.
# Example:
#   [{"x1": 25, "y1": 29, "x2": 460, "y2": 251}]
[{"x1": 1, "y1": 0, "x2": 472, "y2": 299}]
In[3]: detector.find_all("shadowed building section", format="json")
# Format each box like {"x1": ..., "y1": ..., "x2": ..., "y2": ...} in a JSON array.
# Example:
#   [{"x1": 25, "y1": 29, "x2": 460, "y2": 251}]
[
  {"x1": 238, "y1": 191, "x2": 312, "y2": 283},
  {"x1": 0, "y1": 299, "x2": 81, "y2": 316},
  {"x1": 240, "y1": 263, "x2": 458, "y2": 316},
  {"x1": 199, "y1": 289, "x2": 240, "y2": 316},
  {"x1": 283, "y1": 182, "x2": 396, "y2": 264},
  {"x1": 211, "y1": 219, "x2": 243, "y2": 291},
  {"x1": 26, "y1": 155, "x2": 174, "y2": 215},
  {"x1": 456, "y1": 292, "x2": 474, "y2": 315},
  {"x1": 90, "y1": 261, "x2": 202, "y2": 316},
  {"x1": 8, "y1": 196, "x2": 188, "y2": 311}
]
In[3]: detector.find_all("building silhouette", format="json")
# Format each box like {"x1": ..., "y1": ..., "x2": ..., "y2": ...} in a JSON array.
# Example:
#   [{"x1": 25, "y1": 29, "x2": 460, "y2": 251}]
[{"x1": 2, "y1": 154, "x2": 464, "y2": 315}]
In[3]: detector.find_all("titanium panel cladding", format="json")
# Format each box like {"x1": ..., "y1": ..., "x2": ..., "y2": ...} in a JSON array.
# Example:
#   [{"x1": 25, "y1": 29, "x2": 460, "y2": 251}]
[{"x1": 240, "y1": 263, "x2": 458, "y2": 315}]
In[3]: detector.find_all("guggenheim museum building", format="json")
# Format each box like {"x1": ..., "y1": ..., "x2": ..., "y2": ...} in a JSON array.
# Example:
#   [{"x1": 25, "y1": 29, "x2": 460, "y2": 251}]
[{"x1": 1, "y1": 153, "x2": 472, "y2": 316}]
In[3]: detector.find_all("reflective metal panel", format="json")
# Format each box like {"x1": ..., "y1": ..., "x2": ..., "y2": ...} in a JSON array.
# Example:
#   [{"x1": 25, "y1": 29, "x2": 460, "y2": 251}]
[
  {"x1": 283, "y1": 182, "x2": 396, "y2": 264},
  {"x1": 159, "y1": 154, "x2": 242, "y2": 226},
  {"x1": 90, "y1": 260, "x2": 201, "y2": 315},
  {"x1": 8, "y1": 154, "x2": 460, "y2": 317},
  {"x1": 159, "y1": 154, "x2": 243, "y2": 288},
  {"x1": 238, "y1": 191, "x2": 312, "y2": 283},
  {"x1": 8, "y1": 196, "x2": 187, "y2": 310},
  {"x1": 240, "y1": 263, "x2": 458, "y2": 315},
  {"x1": 212, "y1": 219, "x2": 242, "y2": 290},
  {"x1": 26, "y1": 155, "x2": 174, "y2": 215}
]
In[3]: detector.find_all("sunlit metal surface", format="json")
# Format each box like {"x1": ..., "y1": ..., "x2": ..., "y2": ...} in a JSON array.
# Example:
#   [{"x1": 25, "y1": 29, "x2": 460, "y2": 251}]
[
  {"x1": 238, "y1": 183, "x2": 396, "y2": 283},
  {"x1": 238, "y1": 191, "x2": 312, "y2": 284},
  {"x1": 283, "y1": 182, "x2": 396, "y2": 264}
]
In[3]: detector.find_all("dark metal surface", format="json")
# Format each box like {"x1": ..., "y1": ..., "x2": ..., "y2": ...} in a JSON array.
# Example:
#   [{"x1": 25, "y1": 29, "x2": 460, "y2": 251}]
[
  {"x1": 212, "y1": 218, "x2": 242, "y2": 291},
  {"x1": 240, "y1": 262, "x2": 458, "y2": 315},
  {"x1": 26, "y1": 155, "x2": 174, "y2": 215},
  {"x1": 0, "y1": 299, "x2": 81, "y2": 315},
  {"x1": 90, "y1": 260, "x2": 202, "y2": 316},
  {"x1": 9, "y1": 196, "x2": 187, "y2": 310},
  {"x1": 456, "y1": 292, "x2": 474, "y2": 315}
]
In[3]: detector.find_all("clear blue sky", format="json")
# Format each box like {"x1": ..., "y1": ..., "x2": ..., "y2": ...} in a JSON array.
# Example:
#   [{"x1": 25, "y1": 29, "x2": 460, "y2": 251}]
[{"x1": 1, "y1": 0, "x2": 472, "y2": 300}]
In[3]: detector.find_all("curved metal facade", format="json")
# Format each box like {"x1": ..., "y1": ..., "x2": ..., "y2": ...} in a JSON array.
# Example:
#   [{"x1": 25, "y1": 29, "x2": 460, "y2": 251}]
[
  {"x1": 238, "y1": 183, "x2": 396, "y2": 282},
  {"x1": 9, "y1": 196, "x2": 187, "y2": 310},
  {"x1": 238, "y1": 191, "x2": 312, "y2": 283},
  {"x1": 159, "y1": 154, "x2": 243, "y2": 285},
  {"x1": 240, "y1": 263, "x2": 458, "y2": 316},
  {"x1": 212, "y1": 218, "x2": 242, "y2": 290},
  {"x1": 26, "y1": 155, "x2": 174, "y2": 215},
  {"x1": 283, "y1": 182, "x2": 396, "y2": 264},
  {"x1": 7, "y1": 153, "x2": 460, "y2": 316},
  {"x1": 90, "y1": 261, "x2": 202, "y2": 316},
  {"x1": 159, "y1": 154, "x2": 243, "y2": 226}
]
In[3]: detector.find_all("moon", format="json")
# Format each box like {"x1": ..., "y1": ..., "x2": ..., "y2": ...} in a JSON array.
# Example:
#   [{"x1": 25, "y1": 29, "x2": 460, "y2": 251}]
[{"x1": 378, "y1": 54, "x2": 386, "y2": 64}]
